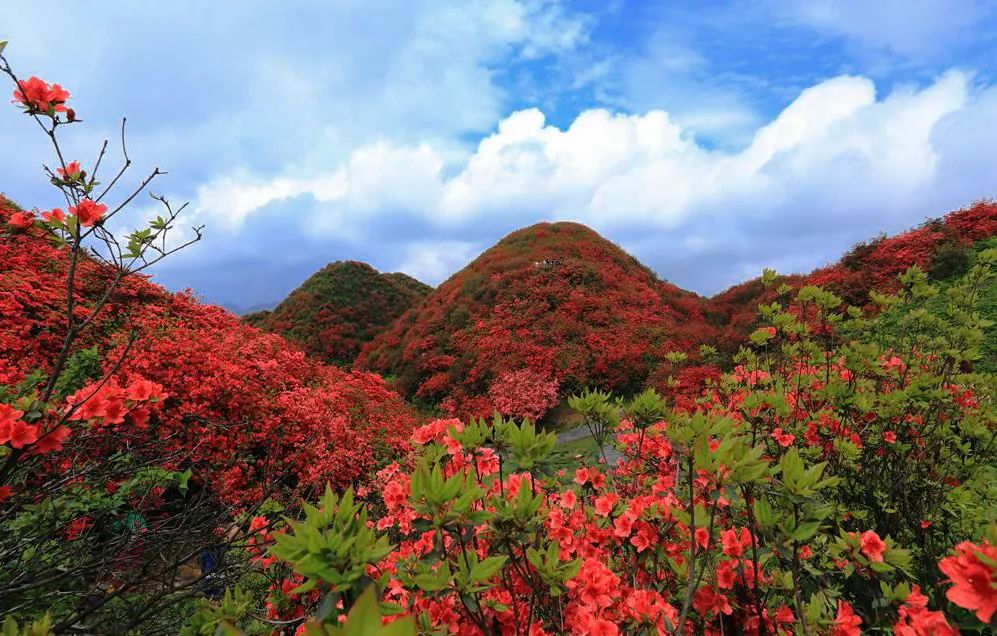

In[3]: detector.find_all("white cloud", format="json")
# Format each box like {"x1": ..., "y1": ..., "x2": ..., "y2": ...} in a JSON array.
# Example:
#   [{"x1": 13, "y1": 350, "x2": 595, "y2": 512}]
[
  {"x1": 398, "y1": 240, "x2": 479, "y2": 284},
  {"x1": 176, "y1": 69, "x2": 993, "y2": 295}
]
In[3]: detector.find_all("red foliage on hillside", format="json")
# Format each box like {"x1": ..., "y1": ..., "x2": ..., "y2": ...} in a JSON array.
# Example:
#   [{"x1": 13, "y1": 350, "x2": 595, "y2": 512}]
[
  {"x1": 357, "y1": 222, "x2": 713, "y2": 419},
  {"x1": 0, "y1": 196, "x2": 418, "y2": 505},
  {"x1": 245, "y1": 261, "x2": 431, "y2": 366},
  {"x1": 704, "y1": 201, "x2": 997, "y2": 354}
]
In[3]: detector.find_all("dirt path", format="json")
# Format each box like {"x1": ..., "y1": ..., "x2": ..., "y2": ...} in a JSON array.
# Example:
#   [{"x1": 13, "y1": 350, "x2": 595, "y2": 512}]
[{"x1": 556, "y1": 424, "x2": 622, "y2": 465}]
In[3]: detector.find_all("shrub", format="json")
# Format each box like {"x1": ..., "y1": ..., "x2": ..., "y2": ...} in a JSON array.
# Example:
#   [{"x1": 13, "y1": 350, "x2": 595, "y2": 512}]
[{"x1": 205, "y1": 255, "x2": 995, "y2": 634}]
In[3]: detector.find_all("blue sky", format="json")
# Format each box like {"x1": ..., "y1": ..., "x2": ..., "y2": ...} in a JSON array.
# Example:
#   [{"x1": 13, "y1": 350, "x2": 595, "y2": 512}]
[{"x1": 2, "y1": 1, "x2": 996, "y2": 311}]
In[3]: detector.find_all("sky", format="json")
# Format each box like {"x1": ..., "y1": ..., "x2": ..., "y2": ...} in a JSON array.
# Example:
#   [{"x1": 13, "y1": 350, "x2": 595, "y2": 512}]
[{"x1": 2, "y1": 1, "x2": 996, "y2": 312}]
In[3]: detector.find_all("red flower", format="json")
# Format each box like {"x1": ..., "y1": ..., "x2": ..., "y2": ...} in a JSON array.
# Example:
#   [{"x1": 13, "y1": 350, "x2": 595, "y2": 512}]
[
  {"x1": 593, "y1": 493, "x2": 619, "y2": 517},
  {"x1": 860, "y1": 530, "x2": 887, "y2": 562},
  {"x1": 692, "y1": 585, "x2": 732, "y2": 617},
  {"x1": 57, "y1": 161, "x2": 82, "y2": 180},
  {"x1": 559, "y1": 489, "x2": 578, "y2": 509},
  {"x1": 0, "y1": 485, "x2": 11, "y2": 503},
  {"x1": 894, "y1": 584, "x2": 958, "y2": 636},
  {"x1": 11, "y1": 76, "x2": 70, "y2": 113},
  {"x1": 694, "y1": 526, "x2": 710, "y2": 549},
  {"x1": 474, "y1": 447, "x2": 499, "y2": 476},
  {"x1": 69, "y1": 199, "x2": 107, "y2": 227},
  {"x1": 8, "y1": 420, "x2": 39, "y2": 448},
  {"x1": 938, "y1": 540, "x2": 997, "y2": 623},
  {"x1": 7, "y1": 211, "x2": 35, "y2": 229},
  {"x1": 33, "y1": 425, "x2": 70, "y2": 453},
  {"x1": 0, "y1": 403, "x2": 24, "y2": 446},
  {"x1": 771, "y1": 427, "x2": 795, "y2": 447},
  {"x1": 721, "y1": 528, "x2": 752, "y2": 557},
  {"x1": 125, "y1": 378, "x2": 165, "y2": 402},
  {"x1": 41, "y1": 208, "x2": 66, "y2": 224},
  {"x1": 883, "y1": 431, "x2": 897, "y2": 443},
  {"x1": 832, "y1": 600, "x2": 862, "y2": 636},
  {"x1": 568, "y1": 558, "x2": 620, "y2": 611}
]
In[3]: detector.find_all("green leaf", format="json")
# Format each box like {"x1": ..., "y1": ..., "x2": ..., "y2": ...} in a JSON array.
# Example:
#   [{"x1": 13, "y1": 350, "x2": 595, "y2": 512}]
[
  {"x1": 791, "y1": 521, "x2": 821, "y2": 541},
  {"x1": 470, "y1": 556, "x2": 507, "y2": 582},
  {"x1": 0, "y1": 41, "x2": 8, "y2": 55}
]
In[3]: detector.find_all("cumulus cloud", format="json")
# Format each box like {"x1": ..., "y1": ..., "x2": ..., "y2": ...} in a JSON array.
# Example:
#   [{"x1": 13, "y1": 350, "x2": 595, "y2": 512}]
[{"x1": 171, "y1": 69, "x2": 993, "y2": 302}]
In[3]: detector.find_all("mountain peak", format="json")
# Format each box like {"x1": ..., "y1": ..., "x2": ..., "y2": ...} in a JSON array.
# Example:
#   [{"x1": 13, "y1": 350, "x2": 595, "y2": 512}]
[{"x1": 246, "y1": 260, "x2": 431, "y2": 365}]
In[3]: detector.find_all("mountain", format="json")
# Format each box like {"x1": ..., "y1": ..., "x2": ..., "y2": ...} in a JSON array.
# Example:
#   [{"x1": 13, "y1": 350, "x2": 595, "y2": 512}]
[
  {"x1": 245, "y1": 261, "x2": 432, "y2": 366},
  {"x1": 703, "y1": 200, "x2": 997, "y2": 355},
  {"x1": 357, "y1": 221, "x2": 712, "y2": 419}
]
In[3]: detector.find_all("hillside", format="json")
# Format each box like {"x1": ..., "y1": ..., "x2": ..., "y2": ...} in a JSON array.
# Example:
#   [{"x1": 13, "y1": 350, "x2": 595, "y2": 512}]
[
  {"x1": 244, "y1": 261, "x2": 431, "y2": 365},
  {"x1": 703, "y1": 200, "x2": 997, "y2": 356},
  {"x1": 357, "y1": 221, "x2": 712, "y2": 419},
  {"x1": 0, "y1": 196, "x2": 420, "y2": 505}
]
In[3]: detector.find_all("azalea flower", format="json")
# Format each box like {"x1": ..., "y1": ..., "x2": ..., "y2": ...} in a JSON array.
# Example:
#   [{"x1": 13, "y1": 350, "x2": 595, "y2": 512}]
[
  {"x1": 833, "y1": 600, "x2": 862, "y2": 636},
  {"x1": 593, "y1": 493, "x2": 619, "y2": 517},
  {"x1": 772, "y1": 427, "x2": 795, "y2": 447},
  {"x1": 57, "y1": 161, "x2": 82, "y2": 180},
  {"x1": 7, "y1": 211, "x2": 34, "y2": 229},
  {"x1": 938, "y1": 539, "x2": 997, "y2": 623},
  {"x1": 41, "y1": 208, "x2": 65, "y2": 223},
  {"x1": 11, "y1": 76, "x2": 70, "y2": 113},
  {"x1": 860, "y1": 530, "x2": 887, "y2": 562},
  {"x1": 69, "y1": 199, "x2": 107, "y2": 227}
]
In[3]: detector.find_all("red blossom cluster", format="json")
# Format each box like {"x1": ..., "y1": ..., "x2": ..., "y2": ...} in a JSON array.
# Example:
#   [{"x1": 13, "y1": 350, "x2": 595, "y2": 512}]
[
  {"x1": 704, "y1": 201, "x2": 997, "y2": 354},
  {"x1": 0, "y1": 197, "x2": 420, "y2": 506},
  {"x1": 358, "y1": 222, "x2": 712, "y2": 419},
  {"x1": 487, "y1": 368, "x2": 561, "y2": 421},
  {"x1": 11, "y1": 75, "x2": 70, "y2": 114},
  {"x1": 247, "y1": 261, "x2": 431, "y2": 366}
]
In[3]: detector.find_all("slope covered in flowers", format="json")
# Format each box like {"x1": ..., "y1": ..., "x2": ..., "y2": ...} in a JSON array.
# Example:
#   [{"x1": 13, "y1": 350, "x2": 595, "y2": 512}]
[
  {"x1": 0, "y1": 196, "x2": 419, "y2": 505},
  {"x1": 357, "y1": 222, "x2": 711, "y2": 420},
  {"x1": 245, "y1": 260, "x2": 431, "y2": 366},
  {"x1": 704, "y1": 201, "x2": 997, "y2": 356}
]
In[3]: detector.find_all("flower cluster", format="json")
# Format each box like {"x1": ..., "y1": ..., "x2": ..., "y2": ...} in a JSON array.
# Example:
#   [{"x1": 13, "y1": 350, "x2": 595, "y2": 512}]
[{"x1": 11, "y1": 75, "x2": 70, "y2": 115}]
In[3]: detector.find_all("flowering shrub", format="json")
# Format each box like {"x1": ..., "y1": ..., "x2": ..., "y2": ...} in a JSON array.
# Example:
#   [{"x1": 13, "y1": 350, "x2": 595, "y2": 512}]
[
  {"x1": 247, "y1": 261, "x2": 431, "y2": 366},
  {"x1": 202, "y1": 253, "x2": 995, "y2": 634},
  {"x1": 0, "y1": 42, "x2": 417, "y2": 633},
  {"x1": 358, "y1": 222, "x2": 712, "y2": 418},
  {"x1": 488, "y1": 369, "x2": 561, "y2": 422},
  {"x1": 704, "y1": 201, "x2": 997, "y2": 358}
]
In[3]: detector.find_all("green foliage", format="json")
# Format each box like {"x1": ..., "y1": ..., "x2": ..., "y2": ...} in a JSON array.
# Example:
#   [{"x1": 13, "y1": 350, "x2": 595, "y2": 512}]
[
  {"x1": 301, "y1": 587, "x2": 415, "y2": 635},
  {"x1": 51, "y1": 346, "x2": 101, "y2": 397},
  {"x1": 271, "y1": 485, "x2": 393, "y2": 600},
  {"x1": 1, "y1": 615, "x2": 52, "y2": 636},
  {"x1": 181, "y1": 588, "x2": 267, "y2": 636}
]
